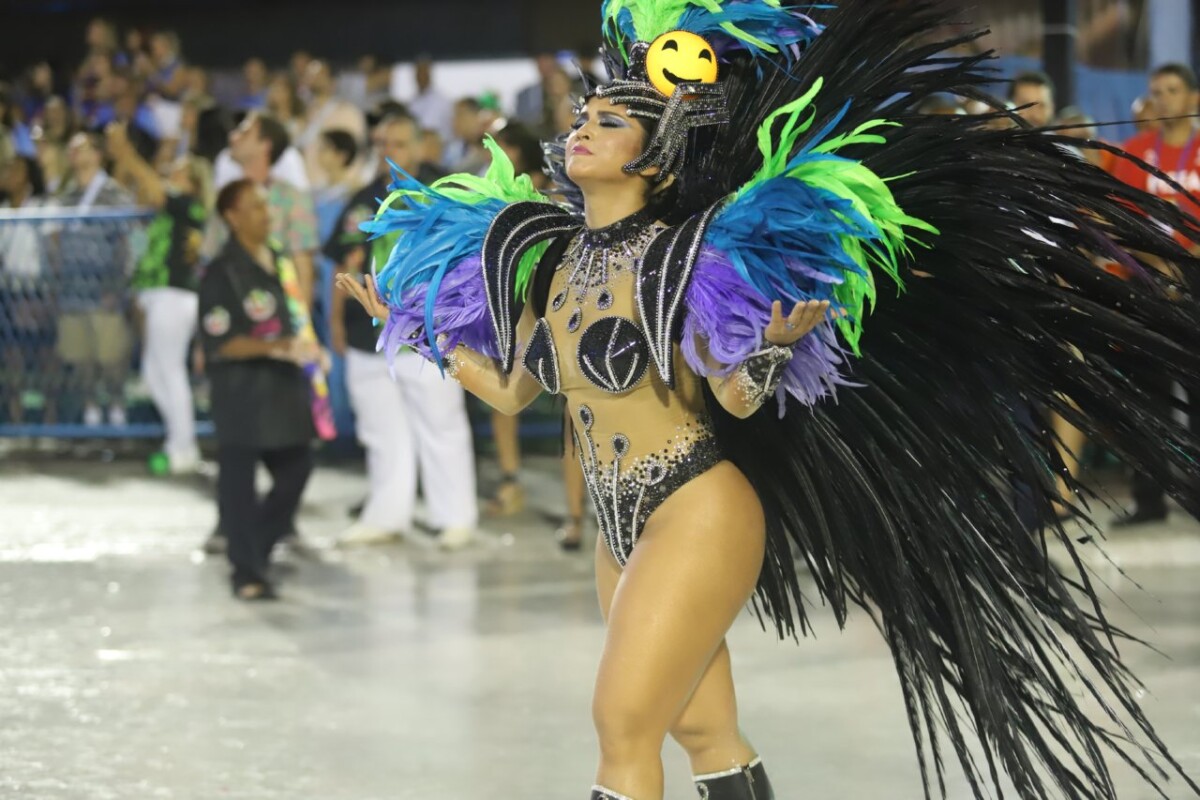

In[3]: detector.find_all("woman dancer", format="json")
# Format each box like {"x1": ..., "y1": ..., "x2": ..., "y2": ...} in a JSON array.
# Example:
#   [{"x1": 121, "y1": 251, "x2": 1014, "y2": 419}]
[{"x1": 340, "y1": 1, "x2": 1200, "y2": 797}]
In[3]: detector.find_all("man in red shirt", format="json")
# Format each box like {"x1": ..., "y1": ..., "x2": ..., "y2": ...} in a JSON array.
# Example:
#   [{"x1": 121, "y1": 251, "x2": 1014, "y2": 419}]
[
  {"x1": 1109, "y1": 63, "x2": 1200, "y2": 527},
  {"x1": 1111, "y1": 63, "x2": 1200, "y2": 253}
]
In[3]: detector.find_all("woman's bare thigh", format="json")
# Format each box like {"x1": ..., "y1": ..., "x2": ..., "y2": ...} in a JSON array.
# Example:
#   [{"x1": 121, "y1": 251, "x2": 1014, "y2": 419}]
[{"x1": 592, "y1": 461, "x2": 766, "y2": 746}]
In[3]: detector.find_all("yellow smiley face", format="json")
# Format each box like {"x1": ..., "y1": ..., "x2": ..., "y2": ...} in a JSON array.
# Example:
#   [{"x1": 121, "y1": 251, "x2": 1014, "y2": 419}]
[{"x1": 645, "y1": 31, "x2": 719, "y2": 97}]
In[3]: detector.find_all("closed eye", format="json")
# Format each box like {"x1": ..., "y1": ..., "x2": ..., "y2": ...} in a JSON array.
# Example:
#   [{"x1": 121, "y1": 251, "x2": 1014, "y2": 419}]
[
  {"x1": 699, "y1": 50, "x2": 713, "y2": 62},
  {"x1": 662, "y1": 39, "x2": 679, "y2": 52}
]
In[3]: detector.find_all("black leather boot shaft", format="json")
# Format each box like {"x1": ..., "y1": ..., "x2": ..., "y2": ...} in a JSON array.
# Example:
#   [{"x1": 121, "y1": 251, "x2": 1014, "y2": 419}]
[
  {"x1": 693, "y1": 758, "x2": 774, "y2": 800},
  {"x1": 591, "y1": 786, "x2": 635, "y2": 800}
]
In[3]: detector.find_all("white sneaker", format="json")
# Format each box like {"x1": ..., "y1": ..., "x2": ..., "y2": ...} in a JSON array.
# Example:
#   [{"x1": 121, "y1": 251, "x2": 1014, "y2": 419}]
[
  {"x1": 107, "y1": 406, "x2": 127, "y2": 426},
  {"x1": 83, "y1": 404, "x2": 103, "y2": 427},
  {"x1": 169, "y1": 448, "x2": 202, "y2": 475},
  {"x1": 337, "y1": 523, "x2": 402, "y2": 548},
  {"x1": 436, "y1": 527, "x2": 474, "y2": 551}
]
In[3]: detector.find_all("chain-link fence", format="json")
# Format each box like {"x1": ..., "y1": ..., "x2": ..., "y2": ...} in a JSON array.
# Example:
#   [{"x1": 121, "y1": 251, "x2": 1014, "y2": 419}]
[
  {"x1": 0, "y1": 206, "x2": 568, "y2": 448},
  {"x1": 0, "y1": 206, "x2": 218, "y2": 438}
]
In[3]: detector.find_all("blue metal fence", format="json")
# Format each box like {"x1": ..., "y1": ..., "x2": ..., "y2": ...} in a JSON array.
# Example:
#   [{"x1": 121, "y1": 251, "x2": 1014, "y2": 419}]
[
  {"x1": 0, "y1": 206, "x2": 219, "y2": 439},
  {"x1": 0, "y1": 206, "x2": 564, "y2": 444}
]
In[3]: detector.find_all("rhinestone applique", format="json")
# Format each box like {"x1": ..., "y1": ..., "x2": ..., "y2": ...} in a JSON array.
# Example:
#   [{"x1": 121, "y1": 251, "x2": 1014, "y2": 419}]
[
  {"x1": 576, "y1": 317, "x2": 651, "y2": 394},
  {"x1": 564, "y1": 210, "x2": 659, "y2": 306},
  {"x1": 481, "y1": 202, "x2": 579, "y2": 372},
  {"x1": 734, "y1": 346, "x2": 794, "y2": 407},
  {"x1": 574, "y1": 409, "x2": 724, "y2": 567},
  {"x1": 522, "y1": 318, "x2": 561, "y2": 395}
]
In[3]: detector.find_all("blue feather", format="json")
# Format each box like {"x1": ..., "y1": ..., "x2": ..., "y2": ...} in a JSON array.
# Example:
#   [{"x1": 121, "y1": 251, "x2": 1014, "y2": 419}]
[
  {"x1": 361, "y1": 167, "x2": 505, "y2": 369},
  {"x1": 677, "y1": 2, "x2": 824, "y2": 59},
  {"x1": 706, "y1": 173, "x2": 879, "y2": 317}
]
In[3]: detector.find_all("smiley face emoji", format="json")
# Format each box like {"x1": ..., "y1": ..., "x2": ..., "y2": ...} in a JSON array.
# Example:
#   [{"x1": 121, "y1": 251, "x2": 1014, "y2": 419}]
[{"x1": 645, "y1": 31, "x2": 719, "y2": 97}]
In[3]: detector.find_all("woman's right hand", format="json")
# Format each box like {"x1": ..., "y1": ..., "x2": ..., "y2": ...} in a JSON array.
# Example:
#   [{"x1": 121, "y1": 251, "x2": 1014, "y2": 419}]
[{"x1": 334, "y1": 272, "x2": 390, "y2": 323}]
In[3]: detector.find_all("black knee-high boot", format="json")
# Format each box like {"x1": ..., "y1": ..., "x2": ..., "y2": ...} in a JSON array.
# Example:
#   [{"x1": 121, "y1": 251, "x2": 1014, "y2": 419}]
[
  {"x1": 591, "y1": 787, "x2": 636, "y2": 800},
  {"x1": 693, "y1": 758, "x2": 775, "y2": 799}
]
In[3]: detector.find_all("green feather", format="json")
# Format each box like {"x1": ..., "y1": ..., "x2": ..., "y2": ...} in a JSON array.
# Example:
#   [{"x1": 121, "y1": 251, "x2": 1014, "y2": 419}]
[
  {"x1": 604, "y1": 0, "x2": 784, "y2": 56},
  {"x1": 740, "y1": 81, "x2": 939, "y2": 353},
  {"x1": 385, "y1": 137, "x2": 555, "y2": 301}
]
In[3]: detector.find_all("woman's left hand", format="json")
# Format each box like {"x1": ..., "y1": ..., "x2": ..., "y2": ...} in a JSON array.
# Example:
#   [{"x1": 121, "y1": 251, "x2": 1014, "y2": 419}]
[{"x1": 764, "y1": 300, "x2": 830, "y2": 347}]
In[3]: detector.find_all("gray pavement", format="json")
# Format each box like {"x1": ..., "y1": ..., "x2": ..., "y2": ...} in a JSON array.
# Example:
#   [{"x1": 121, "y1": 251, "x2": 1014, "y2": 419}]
[{"x1": 1, "y1": 454, "x2": 1198, "y2": 799}]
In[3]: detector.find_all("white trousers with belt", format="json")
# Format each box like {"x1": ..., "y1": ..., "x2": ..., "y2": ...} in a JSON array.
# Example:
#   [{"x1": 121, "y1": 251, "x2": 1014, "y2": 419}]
[
  {"x1": 345, "y1": 347, "x2": 478, "y2": 532},
  {"x1": 138, "y1": 287, "x2": 199, "y2": 462}
]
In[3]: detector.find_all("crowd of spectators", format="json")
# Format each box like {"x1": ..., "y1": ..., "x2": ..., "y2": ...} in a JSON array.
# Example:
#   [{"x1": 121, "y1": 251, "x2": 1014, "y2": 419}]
[
  {"x1": 0, "y1": 20, "x2": 1195, "y2": 537},
  {"x1": 0, "y1": 18, "x2": 593, "y2": 433}
]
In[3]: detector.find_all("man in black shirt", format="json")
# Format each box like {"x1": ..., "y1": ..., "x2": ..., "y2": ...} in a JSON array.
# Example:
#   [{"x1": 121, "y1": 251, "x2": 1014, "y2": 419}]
[
  {"x1": 200, "y1": 179, "x2": 316, "y2": 600},
  {"x1": 324, "y1": 112, "x2": 477, "y2": 548}
]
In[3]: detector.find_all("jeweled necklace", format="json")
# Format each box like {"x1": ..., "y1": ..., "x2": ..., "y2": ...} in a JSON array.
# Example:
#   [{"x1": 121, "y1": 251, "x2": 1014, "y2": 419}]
[{"x1": 560, "y1": 209, "x2": 659, "y2": 305}]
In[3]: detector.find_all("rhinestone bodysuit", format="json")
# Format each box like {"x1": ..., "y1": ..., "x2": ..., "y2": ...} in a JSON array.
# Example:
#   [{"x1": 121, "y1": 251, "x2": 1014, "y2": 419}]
[{"x1": 521, "y1": 211, "x2": 724, "y2": 567}]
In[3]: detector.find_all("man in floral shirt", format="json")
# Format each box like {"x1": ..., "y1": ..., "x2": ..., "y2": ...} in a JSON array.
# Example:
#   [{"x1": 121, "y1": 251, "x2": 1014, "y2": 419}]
[{"x1": 210, "y1": 112, "x2": 318, "y2": 303}]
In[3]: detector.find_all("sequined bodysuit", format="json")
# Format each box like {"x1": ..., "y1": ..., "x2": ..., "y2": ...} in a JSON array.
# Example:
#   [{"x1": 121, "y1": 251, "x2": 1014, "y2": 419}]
[{"x1": 520, "y1": 211, "x2": 724, "y2": 567}]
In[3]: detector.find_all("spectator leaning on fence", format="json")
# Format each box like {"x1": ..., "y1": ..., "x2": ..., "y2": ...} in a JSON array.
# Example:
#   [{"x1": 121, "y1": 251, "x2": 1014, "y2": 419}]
[
  {"x1": 200, "y1": 179, "x2": 317, "y2": 601},
  {"x1": 108, "y1": 121, "x2": 209, "y2": 472},
  {"x1": 0, "y1": 156, "x2": 53, "y2": 425},
  {"x1": 56, "y1": 131, "x2": 135, "y2": 428}
]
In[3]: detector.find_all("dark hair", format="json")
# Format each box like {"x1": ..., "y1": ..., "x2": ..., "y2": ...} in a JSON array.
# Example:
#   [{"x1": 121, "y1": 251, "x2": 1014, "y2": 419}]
[
  {"x1": 320, "y1": 129, "x2": 358, "y2": 167},
  {"x1": 456, "y1": 97, "x2": 482, "y2": 113},
  {"x1": 252, "y1": 112, "x2": 290, "y2": 165},
  {"x1": 73, "y1": 130, "x2": 104, "y2": 153},
  {"x1": 216, "y1": 178, "x2": 255, "y2": 221},
  {"x1": 1010, "y1": 70, "x2": 1055, "y2": 100},
  {"x1": 378, "y1": 111, "x2": 418, "y2": 132},
  {"x1": 9, "y1": 156, "x2": 46, "y2": 197},
  {"x1": 1152, "y1": 62, "x2": 1199, "y2": 92},
  {"x1": 495, "y1": 122, "x2": 543, "y2": 176},
  {"x1": 152, "y1": 30, "x2": 181, "y2": 53},
  {"x1": 366, "y1": 99, "x2": 408, "y2": 129}
]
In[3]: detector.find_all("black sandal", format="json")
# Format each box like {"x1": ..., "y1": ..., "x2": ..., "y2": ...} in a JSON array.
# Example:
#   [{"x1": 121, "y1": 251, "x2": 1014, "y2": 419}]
[
  {"x1": 232, "y1": 575, "x2": 279, "y2": 602},
  {"x1": 556, "y1": 516, "x2": 585, "y2": 552}
]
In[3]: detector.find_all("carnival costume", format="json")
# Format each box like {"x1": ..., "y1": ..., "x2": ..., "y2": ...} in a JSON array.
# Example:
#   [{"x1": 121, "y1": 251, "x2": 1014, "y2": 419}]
[{"x1": 363, "y1": 1, "x2": 1200, "y2": 797}]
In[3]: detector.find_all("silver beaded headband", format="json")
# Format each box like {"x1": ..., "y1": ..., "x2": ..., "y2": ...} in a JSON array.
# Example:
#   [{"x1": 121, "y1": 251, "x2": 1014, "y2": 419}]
[{"x1": 582, "y1": 41, "x2": 730, "y2": 183}]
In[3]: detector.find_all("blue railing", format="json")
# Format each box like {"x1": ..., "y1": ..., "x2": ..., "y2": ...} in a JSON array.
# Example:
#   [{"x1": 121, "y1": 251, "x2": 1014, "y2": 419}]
[
  {"x1": 0, "y1": 205, "x2": 188, "y2": 439},
  {"x1": 0, "y1": 206, "x2": 562, "y2": 444}
]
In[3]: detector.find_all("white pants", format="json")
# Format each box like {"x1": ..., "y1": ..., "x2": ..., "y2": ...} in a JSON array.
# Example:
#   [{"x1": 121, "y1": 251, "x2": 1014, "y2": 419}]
[
  {"x1": 138, "y1": 288, "x2": 199, "y2": 461},
  {"x1": 346, "y1": 348, "x2": 478, "y2": 531}
]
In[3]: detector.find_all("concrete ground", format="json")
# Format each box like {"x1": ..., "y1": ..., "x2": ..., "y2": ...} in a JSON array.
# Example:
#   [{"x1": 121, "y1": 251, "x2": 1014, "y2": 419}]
[{"x1": 1, "y1": 450, "x2": 1198, "y2": 799}]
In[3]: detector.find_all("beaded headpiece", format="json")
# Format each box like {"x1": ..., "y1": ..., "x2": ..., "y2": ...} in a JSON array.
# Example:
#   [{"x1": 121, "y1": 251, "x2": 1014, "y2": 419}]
[{"x1": 582, "y1": 0, "x2": 824, "y2": 182}]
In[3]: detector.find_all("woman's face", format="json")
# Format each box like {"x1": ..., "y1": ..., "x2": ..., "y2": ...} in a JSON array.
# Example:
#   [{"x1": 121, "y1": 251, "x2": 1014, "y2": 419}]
[
  {"x1": 44, "y1": 98, "x2": 68, "y2": 131},
  {"x1": 266, "y1": 77, "x2": 291, "y2": 113},
  {"x1": 36, "y1": 141, "x2": 64, "y2": 177},
  {"x1": 2, "y1": 159, "x2": 29, "y2": 197},
  {"x1": 565, "y1": 96, "x2": 653, "y2": 186},
  {"x1": 316, "y1": 141, "x2": 345, "y2": 179}
]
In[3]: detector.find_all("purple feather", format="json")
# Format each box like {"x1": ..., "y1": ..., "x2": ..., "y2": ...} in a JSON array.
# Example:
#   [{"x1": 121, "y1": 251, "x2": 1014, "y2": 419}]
[
  {"x1": 376, "y1": 255, "x2": 498, "y2": 372},
  {"x1": 682, "y1": 249, "x2": 852, "y2": 414}
]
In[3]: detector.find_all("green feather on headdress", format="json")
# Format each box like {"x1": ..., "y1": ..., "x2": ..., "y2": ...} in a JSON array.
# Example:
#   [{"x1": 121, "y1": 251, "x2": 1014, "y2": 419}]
[{"x1": 601, "y1": 0, "x2": 818, "y2": 63}]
